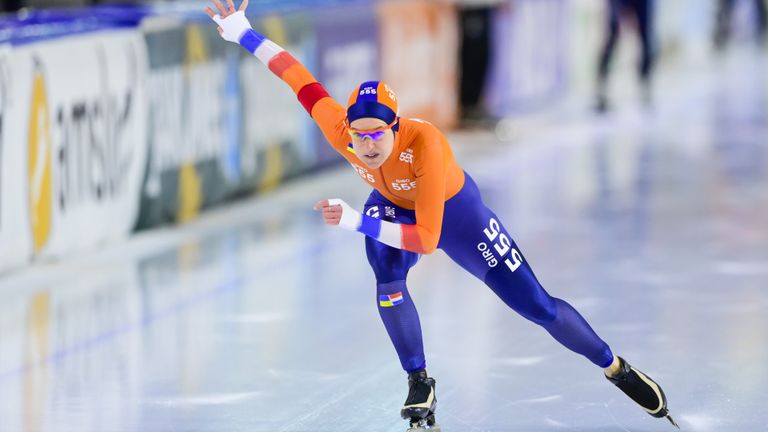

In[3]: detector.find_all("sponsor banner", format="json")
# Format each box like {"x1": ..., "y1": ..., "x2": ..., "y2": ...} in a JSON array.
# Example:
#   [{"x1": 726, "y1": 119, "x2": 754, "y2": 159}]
[
  {"x1": 2, "y1": 30, "x2": 147, "y2": 260},
  {"x1": 138, "y1": 15, "x2": 315, "y2": 228},
  {"x1": 138, "y1": 21, "x2": 242, "y2": 228},
  {"x1": 313, "y1": 5, "x2": 379, "y2": 165},
  {"x1": 239, "y1": 13, "x2": 314, "y2": 190},
  {"x1": 485, "y1": 0, "x2": 568, "y2": 115},
  {"x1": 377, "y1": 0, "x2": 459, "y2": 129},
  {"x1": 0, "y1": 45, "x2": 33, "y2": 273}
]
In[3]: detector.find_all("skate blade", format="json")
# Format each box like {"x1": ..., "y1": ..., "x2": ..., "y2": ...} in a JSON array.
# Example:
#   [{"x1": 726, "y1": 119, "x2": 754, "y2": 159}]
[
  {"x1": 407, "y1": 425, "x2": 440, "y2": 432},
  {"x1": 665, "y1": 414, "x2": 680, "y2": 429},
  {"x1": 407, "y1": 418, "x2": 441, "y2": 432}
]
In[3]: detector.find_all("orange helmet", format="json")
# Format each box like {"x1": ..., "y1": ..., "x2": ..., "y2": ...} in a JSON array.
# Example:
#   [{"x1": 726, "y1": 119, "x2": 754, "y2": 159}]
[{"x1": 346, "y1": 81, "x2": 400, "y2": 125}]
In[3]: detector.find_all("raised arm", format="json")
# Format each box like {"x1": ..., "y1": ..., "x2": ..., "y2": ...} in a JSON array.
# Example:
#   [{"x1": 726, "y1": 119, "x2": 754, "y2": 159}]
[{"x1": 205, "y1": 0, "x2": 349, "y2": 151}]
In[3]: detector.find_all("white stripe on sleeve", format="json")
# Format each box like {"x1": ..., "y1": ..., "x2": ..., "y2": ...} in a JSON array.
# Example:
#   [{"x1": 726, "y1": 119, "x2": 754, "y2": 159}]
[
  {"x1": 254, "y1": 40, "x2": 286, "y2": 65},
  {"x1": 377, "y1": 220, "x2": 403, "y2": 250}
]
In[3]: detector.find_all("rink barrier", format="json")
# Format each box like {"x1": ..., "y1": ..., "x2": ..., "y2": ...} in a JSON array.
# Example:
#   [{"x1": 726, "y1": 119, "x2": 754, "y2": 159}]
[
  {"x1": 0, "y1": 29, "x2": 148, "y2": 269},
  {"x1": 238, "y1": 13, "x2": 316, "y2": 194},
  {"x1": 0, "y1": 43, "x2": 30, "y2": 274},
  {"x1": 135, "y1": 11, "x2": 317, "y2": 230},
  {"x1": 137, "y1": 20, "x2": 243, "y2": 228}
]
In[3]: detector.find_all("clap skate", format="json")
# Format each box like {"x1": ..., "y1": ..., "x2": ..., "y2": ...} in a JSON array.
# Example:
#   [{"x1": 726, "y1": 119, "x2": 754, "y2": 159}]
[
  {"x1": 606, "y1": 356, "x2": 679, "y2": 428},
  {"x1": 401, "y1": 370, "x2": 440, "y2": 431}
]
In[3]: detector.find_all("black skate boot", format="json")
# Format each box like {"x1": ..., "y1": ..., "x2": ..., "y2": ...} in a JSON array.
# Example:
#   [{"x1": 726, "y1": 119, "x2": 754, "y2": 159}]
[
  {"x1": 400, "y1": 370, "x2": 440, "y2": 431},
  {"x1": 606, "y1": 357, "x2": 679, "y2": 428}
]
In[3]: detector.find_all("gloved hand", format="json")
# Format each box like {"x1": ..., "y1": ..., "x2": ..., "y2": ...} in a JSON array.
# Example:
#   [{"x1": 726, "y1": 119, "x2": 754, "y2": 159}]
[
  {"x1": 313, "y1": 199, "x2": 362, "y2": 231},
  {"x1": 204, "y1": 0, "x2": 253, "y2": 43}
]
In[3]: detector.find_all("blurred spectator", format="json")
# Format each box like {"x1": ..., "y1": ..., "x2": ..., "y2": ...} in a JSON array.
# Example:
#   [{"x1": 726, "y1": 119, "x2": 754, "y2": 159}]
[
  {"x1": 2, "y1": 0, "x2": 24, "y2": 12},
  {"x1": 595, "y1": 0, "x2": 656, "y2": 113},
  {"x1": 457, "y1": 0, "x2": 501, "y2": 126},
  {"x1": 713, "y1": 0, "x2": 767, "y2": 49},
  {"x1": 25, "y1": 0, "x2": 91, "y2": 7},
  {"x1": 1, "y1": 0, "x2": 110, "y2": 11}
]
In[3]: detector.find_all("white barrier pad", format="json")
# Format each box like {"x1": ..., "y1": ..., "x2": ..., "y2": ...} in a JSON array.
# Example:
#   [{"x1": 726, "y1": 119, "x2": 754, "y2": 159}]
[{"x1": 4, "y1": 30, "x2": 149, "y2": 261}]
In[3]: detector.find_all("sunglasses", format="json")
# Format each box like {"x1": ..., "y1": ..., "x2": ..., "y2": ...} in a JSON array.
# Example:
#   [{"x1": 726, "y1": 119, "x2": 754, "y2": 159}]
[{"x1": 345, "y1": 118, "x2": 398, "y2": 141}]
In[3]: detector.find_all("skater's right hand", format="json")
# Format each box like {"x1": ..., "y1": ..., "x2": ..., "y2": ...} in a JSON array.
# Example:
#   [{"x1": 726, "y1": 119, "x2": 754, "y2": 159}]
[{"x1": 204, "y1": 0, "x2": 252, "y2": 43}]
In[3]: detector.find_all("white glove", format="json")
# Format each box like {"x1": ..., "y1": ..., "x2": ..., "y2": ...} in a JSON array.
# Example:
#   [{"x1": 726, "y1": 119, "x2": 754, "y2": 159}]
[
  {"x1": 212, "y1": 10, "x2": 253, "y2": 43},
  {"x1": 327, "y1": 199, "x2": 362, "y2": 231}
]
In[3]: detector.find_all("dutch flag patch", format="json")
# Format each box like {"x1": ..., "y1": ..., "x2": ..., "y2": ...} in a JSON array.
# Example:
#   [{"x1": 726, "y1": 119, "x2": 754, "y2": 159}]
[{"x1": 379, "y1": 292, "x2": 404, "y2": 307}]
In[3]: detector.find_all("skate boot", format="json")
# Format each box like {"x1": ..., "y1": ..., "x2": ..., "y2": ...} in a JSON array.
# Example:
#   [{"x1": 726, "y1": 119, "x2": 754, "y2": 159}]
[
  {"x1": 400, "y1": 370, "x2": 440, "y2": 431},
  {"x1": 606, "y1": 357, "x2": 679, "y2": 428}
]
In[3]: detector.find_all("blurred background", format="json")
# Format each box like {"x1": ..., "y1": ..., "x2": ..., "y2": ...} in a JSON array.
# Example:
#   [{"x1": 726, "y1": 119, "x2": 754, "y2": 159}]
[{"x1": 0, "y1": 0, "x2": 767, "y2": 431}]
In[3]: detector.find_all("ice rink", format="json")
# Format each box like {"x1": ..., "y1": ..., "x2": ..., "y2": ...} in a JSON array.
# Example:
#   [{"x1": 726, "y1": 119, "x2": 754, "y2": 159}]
[{"x1": 1, "y1": 49, "x2": 767, "y2": 432}]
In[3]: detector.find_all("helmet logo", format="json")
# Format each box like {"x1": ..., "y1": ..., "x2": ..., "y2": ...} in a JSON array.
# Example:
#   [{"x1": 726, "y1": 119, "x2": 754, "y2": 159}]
[
  {"x1": 360, "y1": 85, "x2": 377, "y2": 96},
  {"x1": 384, "y1": 83, "x2": 397, "y2": 101}
]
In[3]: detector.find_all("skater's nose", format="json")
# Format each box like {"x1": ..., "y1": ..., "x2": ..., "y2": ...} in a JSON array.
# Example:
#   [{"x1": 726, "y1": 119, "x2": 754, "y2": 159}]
[{"x1": 363, "y1": 138, "x2": 377, "y2": 150}]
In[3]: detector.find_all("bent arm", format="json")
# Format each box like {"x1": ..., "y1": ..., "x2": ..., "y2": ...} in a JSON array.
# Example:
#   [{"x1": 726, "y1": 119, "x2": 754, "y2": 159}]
[
  {"x1": 329, "y1": 201, "x2": 441, "y2": 255},
  {"x1": 327, "y1": 199, "x2": 437, "y2": 255},
  {"x1": 327, "y1": 138, "x2": 446, "y2": 255}
]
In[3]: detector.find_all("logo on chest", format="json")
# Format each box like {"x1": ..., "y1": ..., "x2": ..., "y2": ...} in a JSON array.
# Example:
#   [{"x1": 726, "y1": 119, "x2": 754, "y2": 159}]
[
  {"x1": 399, "y1": 149, "x2": 414, "y2": 164},
  {"x1": 351, "y1": 163, "x2": 375, "y2": 183},
  {"x1": 391, "y1": 178, "x2": 417, "y2": 192}
]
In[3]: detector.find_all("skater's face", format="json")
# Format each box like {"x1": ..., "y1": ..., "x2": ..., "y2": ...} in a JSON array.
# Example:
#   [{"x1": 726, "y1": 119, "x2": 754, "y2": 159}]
[{"x1": 348, "y1": 117, "x2": 396, "y2": 169}]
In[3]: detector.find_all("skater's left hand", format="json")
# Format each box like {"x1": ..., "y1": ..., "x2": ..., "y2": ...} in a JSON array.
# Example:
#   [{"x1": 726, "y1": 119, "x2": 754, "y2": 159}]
[
  {"x1": 313, "y1": 199, "x2": 361, "y2": 231},
  {"x1": 313, "y1": 199, "x2": 342, "y2": 226},
  {"x1": 204, "y1": 0, "x2": 252, "y2": 43}
]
